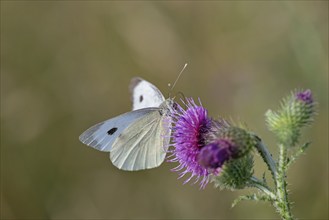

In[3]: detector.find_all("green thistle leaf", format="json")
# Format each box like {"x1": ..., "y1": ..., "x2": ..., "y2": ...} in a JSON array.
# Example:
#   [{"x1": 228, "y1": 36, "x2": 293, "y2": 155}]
[
  {"x1": 232, "y1": 193, "x2": 274, "y2": 208},
  {"x1": 287, "y1": 142, "x2": 311, "y2": 167}
]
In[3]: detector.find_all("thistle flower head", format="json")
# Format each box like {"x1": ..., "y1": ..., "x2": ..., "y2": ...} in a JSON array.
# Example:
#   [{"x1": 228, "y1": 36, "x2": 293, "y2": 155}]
[
  {"x1": 198, "y1": 125, "x2": 257, "y2": 173},
  {"x1": 168, "y1": 98, "x2": 213, "y2": 188},
  {"x1": 265, "y1": 89, "x2": 316, "y2": 146},
  {"x1": 204, "y1": 125, "x2": 257, "y2": 190},
  {"x1": 207, "y1": 126, "x2": 257, "y2": 158}
]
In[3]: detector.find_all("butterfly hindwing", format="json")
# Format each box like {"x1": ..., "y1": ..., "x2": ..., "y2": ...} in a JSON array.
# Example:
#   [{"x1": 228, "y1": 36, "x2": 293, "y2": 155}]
[
  {"x1": 129, "y1": 77, "x2": 165, "y2": 110},
  {"x1": 110, "y1": 110, "x2": 171, "y2": 171},
  {"x1": 79, "y1": 108, "x2": 159, "y2": 152}
]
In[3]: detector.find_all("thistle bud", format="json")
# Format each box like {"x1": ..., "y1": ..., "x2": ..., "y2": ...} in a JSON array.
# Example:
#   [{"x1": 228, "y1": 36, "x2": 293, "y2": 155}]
[
  {"x1": 197, "y1": 124, "x2": 258, "y2": 189},
  {"x1": 265, "y1": 89, "x2": 315, "y2": 146}
]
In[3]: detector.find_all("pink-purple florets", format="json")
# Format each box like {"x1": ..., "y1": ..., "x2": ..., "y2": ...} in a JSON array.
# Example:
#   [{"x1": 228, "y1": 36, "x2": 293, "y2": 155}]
[
  {"x1": 168, "y1": 98, "x2": 213, "y2": 188},
  {"x1": 198, "y1": 140, "x2": 233, "y2": 172},
  {"x1": 296, "y1": 89, "x2": 313, "y2": 104}
]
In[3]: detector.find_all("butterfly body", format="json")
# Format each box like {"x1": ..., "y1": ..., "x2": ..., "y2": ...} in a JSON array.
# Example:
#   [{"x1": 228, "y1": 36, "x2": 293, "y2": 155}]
[{"x1": 79, "y1": 77, "x2": 173, "y2": 171}]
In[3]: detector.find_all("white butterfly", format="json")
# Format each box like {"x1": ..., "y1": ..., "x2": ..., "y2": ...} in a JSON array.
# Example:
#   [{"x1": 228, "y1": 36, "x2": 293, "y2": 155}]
[{"x1": 79, "y1": 77, "x2": 174, "y2": 171}]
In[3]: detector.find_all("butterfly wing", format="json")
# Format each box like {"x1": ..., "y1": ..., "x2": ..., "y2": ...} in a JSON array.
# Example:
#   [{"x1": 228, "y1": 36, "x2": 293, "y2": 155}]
[
  {"x1": 129, "y1": 77, "x2": 165, "y2": 110},
  {"x1": 79, "y1": 108, "x2": 159, "y2": 152},
  {"x1": 110, "y1": 110, "x2": 171, "y2": 171}
]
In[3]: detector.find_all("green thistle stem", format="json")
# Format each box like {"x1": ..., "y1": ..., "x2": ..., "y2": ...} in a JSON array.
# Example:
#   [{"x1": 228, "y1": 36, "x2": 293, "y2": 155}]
[
  {"x1": 275, "y1": 144, "x2": 294, "y2": 220},
  {"x1": 254, "y1": 138, "x2": 294, "y2": 219}
]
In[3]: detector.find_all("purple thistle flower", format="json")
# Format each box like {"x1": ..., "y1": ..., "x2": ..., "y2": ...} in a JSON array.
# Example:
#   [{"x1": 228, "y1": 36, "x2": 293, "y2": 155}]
[
  {"x1": 168, "y1": 98, "x2": 213, "y2": 188},
  {"x1": 198, "y1": 126, "x2": 256, "y2": 171}
]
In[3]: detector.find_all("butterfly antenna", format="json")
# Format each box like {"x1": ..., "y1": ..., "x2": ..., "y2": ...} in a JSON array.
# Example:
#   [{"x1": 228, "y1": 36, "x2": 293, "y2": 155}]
[
  {"x1": 176, "y1": 91, "x2": 186, "y2": 100},
  {"x1": 169, "y1": 63, "x2": 188, "y2": 92}
]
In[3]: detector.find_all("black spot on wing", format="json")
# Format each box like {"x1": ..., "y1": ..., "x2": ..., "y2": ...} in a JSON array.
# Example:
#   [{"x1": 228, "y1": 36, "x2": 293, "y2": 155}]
[
  {"x1": 139, "y1": 95, "x2": 143, "y2": 102},
  {"x1": 107, "y1": 127, "x2": 118, "y2": 135}
]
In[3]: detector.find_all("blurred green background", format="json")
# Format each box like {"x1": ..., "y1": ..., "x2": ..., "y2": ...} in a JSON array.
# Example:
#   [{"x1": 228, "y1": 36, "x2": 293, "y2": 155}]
[{"x1": 1, "y1": 1, "x2": 328, "y2": 219}]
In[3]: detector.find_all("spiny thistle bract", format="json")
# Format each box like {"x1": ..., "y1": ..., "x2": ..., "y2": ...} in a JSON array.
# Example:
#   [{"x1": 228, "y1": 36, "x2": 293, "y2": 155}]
[
  {"x1": 205, "y1": 126, "x2": 258, "y2": 190},
  {"x1": 212, "y1": 154, "x2": 254, "y2": 190}
]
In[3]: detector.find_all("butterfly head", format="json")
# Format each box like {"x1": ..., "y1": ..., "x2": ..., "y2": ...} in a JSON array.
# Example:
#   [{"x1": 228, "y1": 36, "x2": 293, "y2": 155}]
[{"x1": 159, "y1": 98, "x2": 177, "y2": 116}]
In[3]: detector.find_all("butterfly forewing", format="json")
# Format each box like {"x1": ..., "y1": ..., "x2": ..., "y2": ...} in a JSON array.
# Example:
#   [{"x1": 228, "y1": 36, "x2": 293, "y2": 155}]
[
  {"x1": 79, "y1": 108, "x2": 158, "y2": 152},
  {"x1": 110, "y1": 110, "x2": 170, "y2": 171}
]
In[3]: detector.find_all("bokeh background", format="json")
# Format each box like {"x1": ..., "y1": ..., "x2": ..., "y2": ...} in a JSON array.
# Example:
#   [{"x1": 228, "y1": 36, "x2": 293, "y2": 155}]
[{"x1": 1, "y1": 1, "x2": 328, "y2": 219}]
